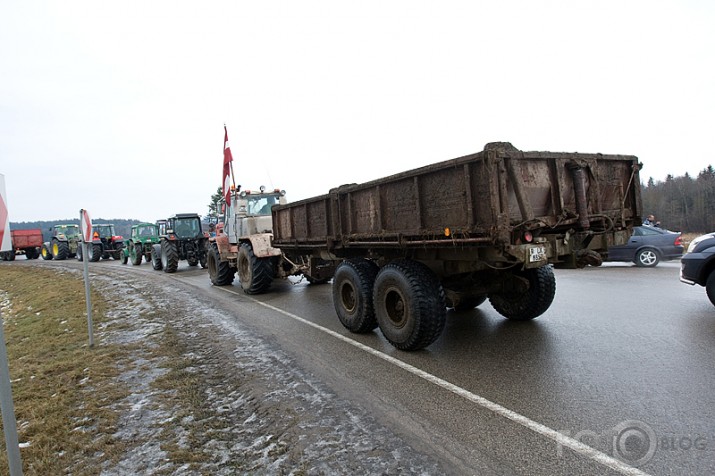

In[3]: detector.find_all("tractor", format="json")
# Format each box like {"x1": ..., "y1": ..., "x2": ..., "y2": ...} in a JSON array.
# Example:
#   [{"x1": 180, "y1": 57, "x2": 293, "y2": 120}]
[
  {"x1": 77, "y1": 224, "x2": 124, "y2": 262},
  {"x1": 150, "y1": 213, "x2": 208, "y2": 273},
  {"x1": 41, "y1": 224, "x2": 80, "y2": 260},
  {"x1": 121, "y1": 223, "x2": 160, "y2": 265}
]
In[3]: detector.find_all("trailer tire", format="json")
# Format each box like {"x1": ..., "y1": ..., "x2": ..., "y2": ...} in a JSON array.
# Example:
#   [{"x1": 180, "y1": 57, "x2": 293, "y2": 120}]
[
  {"x1": 41, "y1": 244, "x2": 53, "y2": 260},
  {"x1": 373, "y1": 260, "x2": 446, "y2": 351},
  {"x1": 24, "y1": 248, "x2": 37, "y2": 260},
  {"x1": 161, "y1": 240, "x2": 179, "y2": 273},
  {"x1": 207, "y1": 244, "x2": 235, "y2": 286},
  {"x1": 237, "y1": 242, "x2": 274, "y2": 294},
  {"x1": 151, "y1": 244, "x2": 163, "y2": 270},
  {"x1": 89, "y1": 243, "x2": 102, "y2": 262},
  {"x1": 52, "y1": 239, "x2": 69, "y2": 260},
  {"x1": 489, "y1": 266, "x2": 556, "y2": 321},
  {"x1": 333, "y1": 259, "x2": 379, "y2": 333}
]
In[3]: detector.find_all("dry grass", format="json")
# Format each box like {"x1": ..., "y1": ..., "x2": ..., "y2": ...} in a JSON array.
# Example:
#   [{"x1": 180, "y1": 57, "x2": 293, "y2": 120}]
[{"x1": 0, "y1": 266, "x2": 129, "y2": 476}]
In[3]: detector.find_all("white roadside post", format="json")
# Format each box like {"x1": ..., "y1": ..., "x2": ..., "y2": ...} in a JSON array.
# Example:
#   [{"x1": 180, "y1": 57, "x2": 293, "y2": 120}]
[
  {"x1": 80, "y1": 209, "x2": 94, "y2": 348},
  {"x1": 0, "y1": 174, "x2": 24, "y2": 476}
]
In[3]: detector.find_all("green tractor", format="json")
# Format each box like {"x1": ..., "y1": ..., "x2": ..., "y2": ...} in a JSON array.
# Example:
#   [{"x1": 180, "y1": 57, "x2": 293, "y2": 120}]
[
  {"x1": 77, "y1": 224, "x2": 124, "y2": 262},
  {"x1": 41, "y1": 224, "x2": 80, "y2": 260},
  {"x1": 151, "y1": 213, "x2": 208, "y2": 273},
  {"x1": 121, "y1": 223, "x2": 160, "y2": 265}
]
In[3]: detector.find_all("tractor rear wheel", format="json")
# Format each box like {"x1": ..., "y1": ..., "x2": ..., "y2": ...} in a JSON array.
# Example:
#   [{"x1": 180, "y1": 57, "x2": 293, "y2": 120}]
[
  {"x1": 237, "y1": 242, "x2": 274, "y2": 294},
  {"x1": 89, "y1": 243, "x2": 102, "y2": 262},
  {"x1": 151, "y1": 244, "x2": 163, "y2": 270},
  {"x1": 161, "y1": 240, "x2": 179, "y2": 273},
  {"x1": 207, "y1": 244, "x2": 235, "y2": 285}
]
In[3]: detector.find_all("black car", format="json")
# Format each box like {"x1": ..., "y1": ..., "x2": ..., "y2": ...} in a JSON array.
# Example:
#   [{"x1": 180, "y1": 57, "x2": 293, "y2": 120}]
[
  {"x1": 680, "y1": 232, "x2": 715, "y2": 305},
  {"x1": 607, "y1": 226, "x2": 683, "y2": 267}
]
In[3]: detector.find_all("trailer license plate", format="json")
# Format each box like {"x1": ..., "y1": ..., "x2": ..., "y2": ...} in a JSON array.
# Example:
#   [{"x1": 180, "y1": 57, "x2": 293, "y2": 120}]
[{"x1": 529, "y1": 246, "x2": 547, "y2": 263}]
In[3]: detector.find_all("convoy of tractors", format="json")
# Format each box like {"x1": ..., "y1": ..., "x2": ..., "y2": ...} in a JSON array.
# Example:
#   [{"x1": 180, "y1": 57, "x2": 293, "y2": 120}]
[{"x1": 3, "y1": 142, "x2": 644, "y2": 350}]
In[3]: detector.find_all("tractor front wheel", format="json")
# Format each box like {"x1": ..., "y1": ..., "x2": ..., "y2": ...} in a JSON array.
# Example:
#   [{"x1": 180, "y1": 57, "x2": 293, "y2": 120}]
[
  {"x1": 237, "y1": 242, "x2": 274, "y2": 294},
  {"x1": 130, "y1": 243, "x2": 142, "y2": 265},
  {"x1": 151, "y1": 244, "x2": 163, "y2": 270},
  {"x1": 52, "y1": 239, "x2": 69, "y2": 260},
  {"x1": 41, "y1": 244, "x2": 53, "y2": 260},
  {"x1": 207, "y1": 244, "x2": 235, "y2": 285}
]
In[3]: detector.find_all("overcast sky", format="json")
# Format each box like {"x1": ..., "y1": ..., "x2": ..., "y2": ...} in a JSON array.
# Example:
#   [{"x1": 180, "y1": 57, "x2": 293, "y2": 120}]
[{"x1": 1, "y1": 1, "x2": 713, "y2": 223}]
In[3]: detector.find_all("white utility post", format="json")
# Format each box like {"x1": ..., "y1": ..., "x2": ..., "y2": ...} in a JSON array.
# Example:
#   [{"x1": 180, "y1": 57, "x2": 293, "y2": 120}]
[
  {"x1": 79, "y1": 209, "x2": 94, "y2": 348},
  {"x1": 0, "y1": 173, "x2": 24, "y2": 476}
]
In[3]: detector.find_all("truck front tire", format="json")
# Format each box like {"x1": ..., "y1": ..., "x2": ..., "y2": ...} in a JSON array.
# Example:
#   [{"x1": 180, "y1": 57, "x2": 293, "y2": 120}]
[
  {"x1": 207, "y1": 244, "x2": 236, "y2": 286},
  {"x1": 333, "y1": 259, "x2": 379, "y2": 333},
  {"x1": 488, "y1": 266, "x2": 556, "y2": 320},
  {"x1": 373, "y1": 260, "x2": 446, "y2": 351},
  {"x1": 237, "y1": 243, "x2": 274, "y2": 294}
]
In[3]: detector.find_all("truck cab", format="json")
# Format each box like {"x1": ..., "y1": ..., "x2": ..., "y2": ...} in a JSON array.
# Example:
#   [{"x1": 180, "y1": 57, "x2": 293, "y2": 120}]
[{"x1": 224, "y1": 186, "x2": 287, "y2": 242}]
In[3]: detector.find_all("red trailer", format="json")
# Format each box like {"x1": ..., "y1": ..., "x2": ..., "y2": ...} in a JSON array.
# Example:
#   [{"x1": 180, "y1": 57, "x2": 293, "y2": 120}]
[{"x1": 0, "y1": 229, "x2": 43, "y2": 261}]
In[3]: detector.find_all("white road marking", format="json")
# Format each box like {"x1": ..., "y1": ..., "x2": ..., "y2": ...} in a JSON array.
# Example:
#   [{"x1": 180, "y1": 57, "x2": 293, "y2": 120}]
[{"x1": 216, "y1": 286, "x2": 652, "y2": 476}]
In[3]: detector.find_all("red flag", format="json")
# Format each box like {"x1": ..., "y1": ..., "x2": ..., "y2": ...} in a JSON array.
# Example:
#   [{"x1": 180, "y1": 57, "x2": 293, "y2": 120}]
[{"x1": 223, "y1": 126, "x2": 234, "y2": 202}]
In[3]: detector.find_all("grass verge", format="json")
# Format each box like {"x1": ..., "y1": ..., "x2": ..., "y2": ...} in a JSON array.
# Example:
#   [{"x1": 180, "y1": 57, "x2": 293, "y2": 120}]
[{"x1": 0, "y1": 266, "x2": 129, "y2": 476}]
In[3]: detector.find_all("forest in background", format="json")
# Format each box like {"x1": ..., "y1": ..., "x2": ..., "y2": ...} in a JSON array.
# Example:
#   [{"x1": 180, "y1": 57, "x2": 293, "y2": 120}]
[{"x1": 641, "y1": 166, "x2": 715, "y2": 233}]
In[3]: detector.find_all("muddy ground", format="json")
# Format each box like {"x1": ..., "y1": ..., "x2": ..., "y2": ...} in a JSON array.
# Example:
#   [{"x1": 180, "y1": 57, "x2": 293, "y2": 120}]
[{"x1": 81, "y1": 267, "x2": 444, "y2": 475}]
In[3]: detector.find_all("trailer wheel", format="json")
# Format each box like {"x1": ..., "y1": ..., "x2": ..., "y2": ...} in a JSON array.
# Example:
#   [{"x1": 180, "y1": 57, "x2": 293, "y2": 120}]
[
  {"x1": 41, "y1": 244, "x2": 53, "y2": 260},
  {"x1": 24, "y1": 248, "x2": 37, "y2": 260},
  {"x1": 489, "y1": 266, "x2": 556, "y2": 321},
  {"x1": 130, "y1": 243, "x2": 142, "y2": 265},
  {"x1": 151, "y1": 244, "x2": 163, "y2": 270},
  {"x1": 161, "y1": 240, "x2": 179, "y2": 273},
  {"x1": 76, "y1": 244, "x2": 84, "y2": 261},
  {"x1": 333, "y1": 259, "x2": 379, "y2": 333},
  {"x1": 207, "y1": 244, "x2": 235, "y2": 286},
  {"x1": 237, "y1": 242, "x2": 274, "y2": 294},
  {"x1": 373, "y1": 260, "x2": 446, "y2": 351},
  {"x1": 88, "y1": 243, "x2": 102, "y2": 262},
  {"x1": 52, "y1": 239, "x2": 69, "y2": 260},
  {"x1": 4, "y1": 251, "x2": 15, "y2": 261}
]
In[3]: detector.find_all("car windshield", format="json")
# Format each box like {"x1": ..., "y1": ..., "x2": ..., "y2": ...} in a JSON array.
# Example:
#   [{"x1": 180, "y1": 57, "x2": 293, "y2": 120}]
[{"x1": 173, "y1": 218, "x2": 200, "y2": 238}]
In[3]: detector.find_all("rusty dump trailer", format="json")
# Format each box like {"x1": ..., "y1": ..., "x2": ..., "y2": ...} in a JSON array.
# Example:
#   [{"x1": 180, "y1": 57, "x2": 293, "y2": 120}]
[{"x1": 254, "y1": 142, "x2": 641, "y2": 350}]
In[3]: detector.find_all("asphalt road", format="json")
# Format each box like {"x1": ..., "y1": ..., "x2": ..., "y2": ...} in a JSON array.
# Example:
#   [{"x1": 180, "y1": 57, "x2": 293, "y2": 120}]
[{"x1": 17, "y1": 258, "x2": 715, "y2": 475}]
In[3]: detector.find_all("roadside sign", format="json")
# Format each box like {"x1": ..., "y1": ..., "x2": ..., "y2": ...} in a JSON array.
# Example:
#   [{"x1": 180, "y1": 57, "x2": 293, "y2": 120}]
[
  {"x1": 80, "y1": 209, "x2": 92, "y2": 242},
  {"x1": 0, "y1": 174, "x2": 11, "y2": 252},
  {"x1": 79, "y1": 209, "x2": 94, "y2": 348}
]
